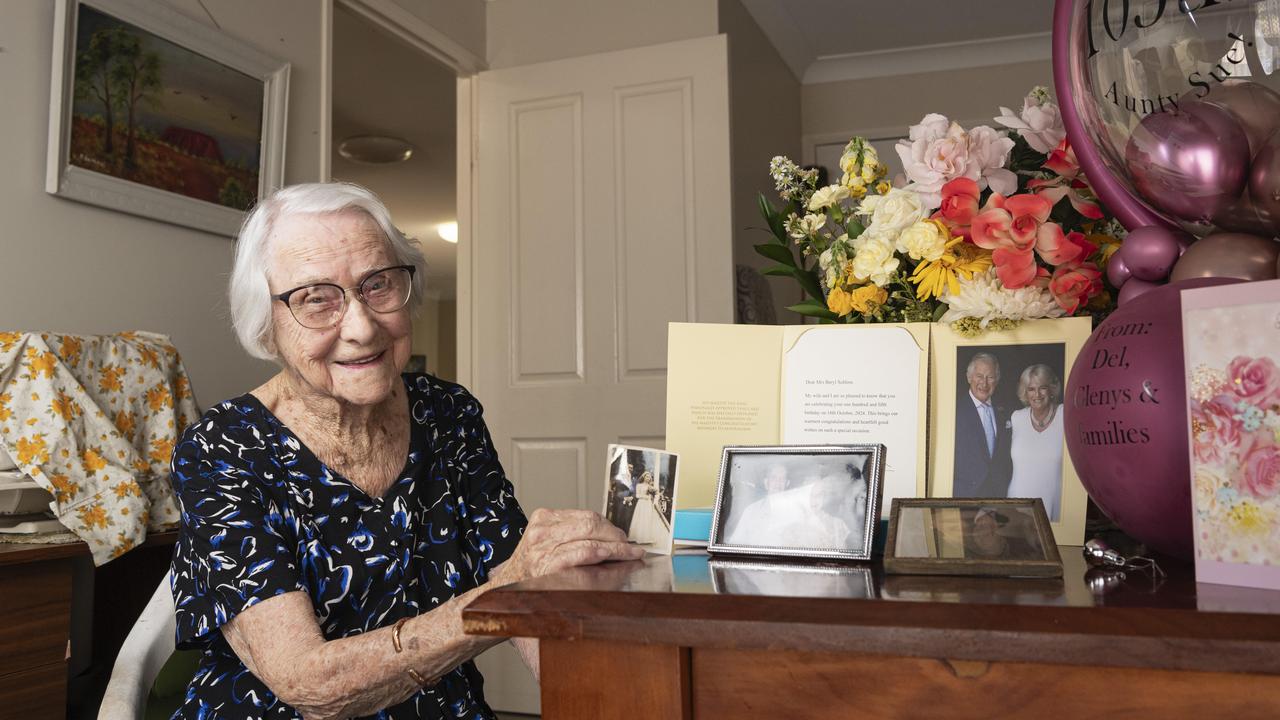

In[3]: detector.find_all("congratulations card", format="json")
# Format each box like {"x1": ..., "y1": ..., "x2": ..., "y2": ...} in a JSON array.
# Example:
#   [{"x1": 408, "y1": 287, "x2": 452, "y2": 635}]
[{"x1": 1182, "y1": 280, "x2": 1280, "y2": 590}]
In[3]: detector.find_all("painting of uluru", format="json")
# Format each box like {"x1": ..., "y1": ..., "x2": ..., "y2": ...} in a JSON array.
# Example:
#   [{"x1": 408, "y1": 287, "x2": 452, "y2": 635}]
[{"x1": 69, "y1": 4, "x2": 263, "y2": 210}]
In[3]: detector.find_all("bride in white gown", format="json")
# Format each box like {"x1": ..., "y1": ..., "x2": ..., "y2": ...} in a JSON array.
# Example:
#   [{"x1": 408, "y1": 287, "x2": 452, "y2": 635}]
[{"x1": 628, "y1": 471, "x2": 671, "y2": 546}]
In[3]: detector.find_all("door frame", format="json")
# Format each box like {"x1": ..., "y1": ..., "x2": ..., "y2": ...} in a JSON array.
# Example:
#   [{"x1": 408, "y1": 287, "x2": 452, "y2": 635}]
[{"x1": 335, "y1": 0, "x2": 481, "y2": 387}]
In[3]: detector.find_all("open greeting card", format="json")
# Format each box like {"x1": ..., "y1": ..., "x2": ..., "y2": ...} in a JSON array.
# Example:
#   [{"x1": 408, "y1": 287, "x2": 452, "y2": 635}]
[{"x1": 1182, "y1": 279, "x2": 1280, "y2": 591}]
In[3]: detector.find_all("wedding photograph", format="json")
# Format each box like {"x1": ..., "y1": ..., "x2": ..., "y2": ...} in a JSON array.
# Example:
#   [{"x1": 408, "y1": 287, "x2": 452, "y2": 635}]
[
  {"x1": 708, "y1": 445, "x2": 883, "y2": 561},
  {"x1": 604, "y1": 444, "x2": 679, "y2": 555}
]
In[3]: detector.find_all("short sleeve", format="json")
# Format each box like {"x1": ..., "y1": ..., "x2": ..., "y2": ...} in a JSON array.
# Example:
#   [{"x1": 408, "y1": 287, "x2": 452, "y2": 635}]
[
  {"x1": 447, "y1": 390, "x2": 527, "y2": 580},
  {"x1": 169, "y1": 410, "x2": 306, "y2": 649}
]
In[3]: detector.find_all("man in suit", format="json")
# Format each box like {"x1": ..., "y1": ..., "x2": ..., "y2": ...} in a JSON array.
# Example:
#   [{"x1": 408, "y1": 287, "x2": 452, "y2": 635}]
[
  {"x1": 608, "y1": 454, "x2": 639, "y2": 533},
  {"x1": 953, "y1": 353, "x2": 1012, "y2": 497}
]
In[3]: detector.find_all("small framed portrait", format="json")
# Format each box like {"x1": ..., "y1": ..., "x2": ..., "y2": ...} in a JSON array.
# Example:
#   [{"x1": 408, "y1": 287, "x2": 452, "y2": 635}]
[
  {"x1": 707, "y1": 444, "x2": 884, "y2": 562},
  {"x1": 883, "y1": 498, "x2": 1063, "y2": 577},
  {"x1": 709, "y1": 558, "x2": 875, "y2": 599},
  {"x1": 603, "y1": 444, "x2": 679, "y2": 555},
  {"x1": 929, "y1": 318, "x2": 1093, "y2": 545}
]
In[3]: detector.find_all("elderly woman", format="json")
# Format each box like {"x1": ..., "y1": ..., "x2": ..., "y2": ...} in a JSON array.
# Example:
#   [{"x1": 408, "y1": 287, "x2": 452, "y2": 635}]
[
  {"x1": 1006, "y1": 363, "x2": 1064, "y2": 521},
  {"x1": 168, "y1": 183, "x2": 642, "y2": 720}
]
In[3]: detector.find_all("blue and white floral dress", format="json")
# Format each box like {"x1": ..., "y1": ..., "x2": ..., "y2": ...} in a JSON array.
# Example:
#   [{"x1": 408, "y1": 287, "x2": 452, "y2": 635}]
[{"x1": 168, "y1": 374, "x2": 527, "y2": 719}]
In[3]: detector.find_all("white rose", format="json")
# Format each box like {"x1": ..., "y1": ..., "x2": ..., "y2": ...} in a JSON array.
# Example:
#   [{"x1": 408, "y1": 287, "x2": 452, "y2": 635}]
[
  {"x1": 808, "y1": 184, "x2": 851, "y2": 211},
  {"x1": 897, "y1": 220, "x2": 948, "y2": 262},
  {"x1": 966, "y1": 125, "x2": 1017, "y2": 196},
  {"x1": 995, "y1": 90, "x2": 1066, "y2": 154},
  {"x1": 850, "y1": 235, "x2": 900, "y2": 287},
  {"x1": 858, "y1": 187, "x2": 926, "y2": 239}
]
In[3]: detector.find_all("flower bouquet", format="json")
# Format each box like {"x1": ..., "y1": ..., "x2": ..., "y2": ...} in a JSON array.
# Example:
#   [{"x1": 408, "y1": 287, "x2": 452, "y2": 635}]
[{"x1": 757, "y1": 87, "x2": 1126, "y2": 334}]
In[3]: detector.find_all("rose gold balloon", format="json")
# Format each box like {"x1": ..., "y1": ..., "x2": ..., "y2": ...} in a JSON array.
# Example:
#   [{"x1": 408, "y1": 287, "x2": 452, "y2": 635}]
[
  {"x1": 1249, "y1": 129, "x2": 1280, "y2": 234},
  {"x1": 1169, "y1": 232, "x2": 1280, "y2": 282},
  {"x1": 1201, "y1": 79, "x2": 1280, "y2": 157},
  {"x1": 1213, "y1": 189, "x2": 1276, "y2": 236}
]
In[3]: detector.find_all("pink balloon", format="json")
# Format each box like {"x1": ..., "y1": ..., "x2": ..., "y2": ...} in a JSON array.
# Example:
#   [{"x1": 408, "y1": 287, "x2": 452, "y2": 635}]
[
  {"x1": 1125, "y1": 102, "x2": 1251, "y2": 224},
  {"x1": 1116, "y1": 278, "x2": 1161, "y2": 306},
  {"x1": 1105, "y1": 253, "x2": 1132, "y2": 289},
  {"x1": 1169, "y1": 232, "x2": 1280, "y2": 282},
  {"x1": 1065, "y1": 278, "x2": 1240, "y2": 559},
  {"x1": 1248, "y1": 129, "x2": 1280, "y2": 234},
  {"x1": 1118, "y1": 226, "x2": 1184, "y2": 282}
]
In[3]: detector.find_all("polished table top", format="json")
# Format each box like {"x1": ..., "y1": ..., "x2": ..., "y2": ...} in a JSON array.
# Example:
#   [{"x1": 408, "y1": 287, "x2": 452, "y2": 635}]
[{"x1": 463, "y1": 548, "x2": 1280, "y2": 674}]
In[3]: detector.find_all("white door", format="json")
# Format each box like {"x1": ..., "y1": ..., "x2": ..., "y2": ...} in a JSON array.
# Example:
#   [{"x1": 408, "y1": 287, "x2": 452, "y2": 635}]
[{"x1": 464, "y1": 35, "x2": 733, "y2": 713}]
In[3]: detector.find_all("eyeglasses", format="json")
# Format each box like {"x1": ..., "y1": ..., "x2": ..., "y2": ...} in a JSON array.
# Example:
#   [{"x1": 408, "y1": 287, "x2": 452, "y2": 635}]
[{"x1": 273, "y1": 265, "x2": 415, "y2": 329}]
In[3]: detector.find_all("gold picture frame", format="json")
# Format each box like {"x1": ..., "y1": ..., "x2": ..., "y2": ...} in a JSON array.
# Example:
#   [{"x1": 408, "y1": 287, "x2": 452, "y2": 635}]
[{"x1": 883, "y1": 498, "x2": 1063, "y2": 578}]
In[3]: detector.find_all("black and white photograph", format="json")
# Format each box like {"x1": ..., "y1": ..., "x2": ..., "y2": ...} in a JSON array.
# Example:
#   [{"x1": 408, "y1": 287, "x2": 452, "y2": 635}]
[
  {"x1": 708, "y1": 445, "x2": 884, "y2": 562},
  {"x1": 884, "y1": 499, "x2": 1062, "y2": 578},
  {"x1": 951, "y1": 343, "x2": 1066, "y2": 521},
  {"x1": 604, "y1": 444, "x2": 678, "y2": 555}
]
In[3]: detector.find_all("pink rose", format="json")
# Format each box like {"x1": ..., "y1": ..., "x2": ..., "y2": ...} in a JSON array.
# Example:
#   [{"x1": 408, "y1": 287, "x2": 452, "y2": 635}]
[
  {"x1": 1036, "y1": 228, "x2": 1094, "y2": 267},
  {"x1": 1241, "y1": 438, "x2": 1280, "y2": 500},
  {"x1": 934, "y1": 178, "x2": 981, "y2": 237},
  {"x1": 971, "y1": 193, "x2": 1054, "y2": 254},
  {"x1": 1028, "y1": 139, "x2": 1104, "y2": 220},
  {"x1": 1191, "y1": 395, "x2": 1244, "y2": 465},
  {"x1": 994, "y1": 91, "x2": 1066, "y2": 154},
  {"x1": 1048, "y1": 261, "x2": 1102, "y2": 313},
  {"x1": 895, "y1": 115, "x2": 1015, "y2": 210},
  {"x1": 1225, "y1": 356, "x2": 1280, "y2": 406},
  {"x1": 992, "y1": 247, "x2": 1043, "y2": 289}
]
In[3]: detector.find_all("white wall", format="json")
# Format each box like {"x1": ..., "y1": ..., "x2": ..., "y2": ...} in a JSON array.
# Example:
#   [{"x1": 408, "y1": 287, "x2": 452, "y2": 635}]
[
  {"x1": 803, "y1": 59, "x2": 1053, "y2": 139},
  {"x1": 485, "y1": 0, "x2": 718, "y2": 69},
  {"x1": 0, "y1": 0, "x2": 330, "y2": 407},
  {"x1": 719, "y1": 0, "x2": 802, "y2": 323}
]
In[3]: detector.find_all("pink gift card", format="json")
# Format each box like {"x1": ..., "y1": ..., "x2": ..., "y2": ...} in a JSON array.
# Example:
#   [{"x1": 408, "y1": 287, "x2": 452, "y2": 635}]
[{"x1": 1181, "y1": 279, "x2": 1280, "y2": 590}]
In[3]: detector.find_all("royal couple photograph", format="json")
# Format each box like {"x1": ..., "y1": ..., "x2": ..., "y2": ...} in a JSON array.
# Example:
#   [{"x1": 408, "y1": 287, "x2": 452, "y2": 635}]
[{"x1": 953, "y1": 345, "x2": 1066, "y2": 521}]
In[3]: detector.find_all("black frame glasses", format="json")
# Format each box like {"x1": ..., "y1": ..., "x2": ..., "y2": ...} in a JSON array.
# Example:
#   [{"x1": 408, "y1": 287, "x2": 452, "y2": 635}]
[{"x1": 273, "y1": 264, "x2": 416, "y2": 329}]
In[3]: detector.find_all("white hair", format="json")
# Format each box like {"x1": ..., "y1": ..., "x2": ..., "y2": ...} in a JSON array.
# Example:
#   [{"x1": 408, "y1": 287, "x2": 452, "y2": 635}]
[{"x1": 228, "y1": 182, "x2": 427, "y2": 361}]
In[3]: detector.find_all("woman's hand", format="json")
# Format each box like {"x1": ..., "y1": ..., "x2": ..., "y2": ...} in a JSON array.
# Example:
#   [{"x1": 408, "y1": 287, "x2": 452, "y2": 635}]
[{"x1": 489, "y1": 508, "x2": 644, "y2": 587}]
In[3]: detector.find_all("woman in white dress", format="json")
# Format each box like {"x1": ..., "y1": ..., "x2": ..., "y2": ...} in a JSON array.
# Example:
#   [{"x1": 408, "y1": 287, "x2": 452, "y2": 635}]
[
  {"x1": 1006, "y1": 364, "x2": 1064, "y2": 521},
  {"x1": 628, "y1": 471, "x2": 671, "y2": 546}
]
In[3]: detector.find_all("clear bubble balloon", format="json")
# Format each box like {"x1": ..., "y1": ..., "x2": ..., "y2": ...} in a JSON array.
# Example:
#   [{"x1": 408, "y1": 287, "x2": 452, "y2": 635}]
[{"x1": 1054, "y1": 0, "x2": 1280, "y2": 237}]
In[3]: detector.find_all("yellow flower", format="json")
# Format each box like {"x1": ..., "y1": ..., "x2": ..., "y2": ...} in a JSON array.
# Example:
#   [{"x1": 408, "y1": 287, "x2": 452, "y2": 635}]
[
  {"x1": 875, "y1": 180, "x2": 892, "y2": 195},
  {"x1": 113, "y1": 480, "x2": 140, "y2": 499},
  {"x1": 58, "y1": 336, "x2": 83, "y2": 366},
  {"x1": 827, "y1": 286, "x2": 856, "y2": 317},
  {"x1": 112, "y1": 533, "x2": 138, "y2": 558},
  {"x1": 910, "y1": 237, "x2": 993, "y2": 300},
  {"x1": 175, "y1": 375, "x2": 193, "y2": 401},
  {"x1": 81, "y1": 447, "x2": 108, "y2": 475},
  {"x1": 98, "y1": 364, "x2": 124, "y2": 393},
  {"x1": 15, "y1": 434, "x2": 49, "y2": 465},
  {"x1": 113, "y1": 409, "x2": 136, "y2": 438},
  {"x1": 1227, "y1": 502, "x2": 1271, "y2": 534},
  {"x1": 77, "y1": 503, "x2": 111, "y2": 530},
  {"x1": 848, "y1": 285, "x2": 888, "y2": 314},
  {"x1": 1092, "y1": 234, "x2": 1122, "y2": 263},
  {"x1": 0, "y1": 332, "x2": 20, "y2": 352},
  {"x1": 25, "y1": 348, "x2": 57, "y2": 379},
  {"x1": 137, "y1": 346, "x2": 162, "y2": 369},
  {"x1": 49, "y1": 472, "x2": 79, "y2": 504},
  {"x1": 0, "y1": 392, "x2": 11, "y2": 422},
  {"x1": 149, "y1": 436, "x2": 175, "y2": 466},
  {"x1": 146, "y1": 384, "x2": 172, "y2": 412},
  {"x1": 51, "y1": 391, "x2": 82, "y2": 422}
]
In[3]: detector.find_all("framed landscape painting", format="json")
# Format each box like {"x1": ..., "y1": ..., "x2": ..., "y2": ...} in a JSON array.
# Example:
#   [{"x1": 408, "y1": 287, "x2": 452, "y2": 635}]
[{"x1": 47, "y1": 0, "x2": 289, "y2": 236}]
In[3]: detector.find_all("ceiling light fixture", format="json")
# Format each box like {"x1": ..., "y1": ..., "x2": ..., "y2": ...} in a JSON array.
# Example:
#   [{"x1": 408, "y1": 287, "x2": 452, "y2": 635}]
[
  {"x1": 436, "y1": 221, "x2": 458, "y2": 243},
  {"x1": 337, "y1": 135, "x2": 414, "y2": 164}
]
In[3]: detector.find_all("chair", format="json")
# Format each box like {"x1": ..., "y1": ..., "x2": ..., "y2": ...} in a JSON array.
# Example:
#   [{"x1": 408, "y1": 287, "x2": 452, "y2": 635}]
[{"x1": 97, "y1": 572, "x2": 176, "y2": 720}]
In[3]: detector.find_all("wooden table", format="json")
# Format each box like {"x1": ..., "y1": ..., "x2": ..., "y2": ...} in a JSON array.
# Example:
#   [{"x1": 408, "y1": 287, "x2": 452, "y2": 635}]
[
  {"x1": 462, "y1": 549, "x2": 1280, "y2": 719},
  {"x1": 0, "y1": 532, "x2": 175, "y2": 720}
]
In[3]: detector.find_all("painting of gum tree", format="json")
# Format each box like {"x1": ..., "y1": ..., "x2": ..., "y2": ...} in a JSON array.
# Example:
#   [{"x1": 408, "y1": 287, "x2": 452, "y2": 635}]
[{"x1": 69, "y1": 4, "x2": 263, "y2": 210}]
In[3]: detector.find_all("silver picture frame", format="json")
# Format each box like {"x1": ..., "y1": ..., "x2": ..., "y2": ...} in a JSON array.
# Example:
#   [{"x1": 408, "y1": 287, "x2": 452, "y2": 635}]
[{"x1": 707, "y1": 444, "x2": 885, "y2": 562}]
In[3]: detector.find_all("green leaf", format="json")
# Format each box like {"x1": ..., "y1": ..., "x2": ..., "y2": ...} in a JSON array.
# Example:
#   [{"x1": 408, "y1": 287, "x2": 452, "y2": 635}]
[
  {"x1": 932, "y1": 303, "x2": 950, "y2": 322},
  {"x1": 758, "y1": 194, "x2": 788, "y2": 241},
  {"x1": 787, "y1": 301, "x2": 839, "y2": 321},
  {"x1": 754, "y1": 243, "x2": 797, "y2": 266},
  {"x1": 761, "y1": 265, "x2": 794, "y2": 277}
]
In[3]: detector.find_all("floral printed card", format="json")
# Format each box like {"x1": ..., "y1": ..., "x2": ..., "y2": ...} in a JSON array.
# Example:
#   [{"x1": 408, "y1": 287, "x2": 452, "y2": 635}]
[{"x1": 1182, "y1": 280, "x2": 1280, "y2": 590}]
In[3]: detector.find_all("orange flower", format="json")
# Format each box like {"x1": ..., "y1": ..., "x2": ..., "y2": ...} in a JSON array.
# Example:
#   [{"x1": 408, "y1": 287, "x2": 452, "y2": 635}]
[
  {"x1": 113, "y1": 480, "x2": 140, "y2": 499},
  {"x1": 25, "y1": 348, "x2": 57, "y2": 379},
  {"x1": 137, "y1": 346, "x2": 161, "y2": 370},
  {"x1": 15, "y1": 434, "x2": 49, "y2": 465},
  {"x1": 58, "y1": 336, "x2": 83, "y2": 366},
  {"x1": 0, "y1": 392, "x2": 11, "y2": 422},
  {"x1": 149, "y1": 436, "x2": 175, "y2": 466},
  {"x1": 77, "y1": 503, "x2": 111, "y2": 530},
  {"x1": 112, "y1": 409, "x2": 136, "y2": 438},
  {"x1": 81, "y1": 447, "x2": 108, "y2": 475},
  {"x1": 175, "y1": 375, "x2": 193, "y2": 401},
  {"x1": 98, "y1": 365, "x2": 125, "y2": 393},
  {"x1": 51, "y1": 391, "x2": 82, "y2": 422},
  {"x1": 112, "y1": 533, "x2": 137, "y2": 557},
  {"x1": 49, "y1": 473, "x2": 80, "y2": 504},
  {"x1": 0, "y1": 332, "x2": 20, "y2": 352},
  {"x1": 146, "y1": 384, "x2": 172, "y2": 412}
]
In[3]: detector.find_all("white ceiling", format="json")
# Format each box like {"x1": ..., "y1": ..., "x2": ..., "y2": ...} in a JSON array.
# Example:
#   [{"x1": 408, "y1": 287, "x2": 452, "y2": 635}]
[
  {"x1": 332, "y1": 5, "x2": 458, "y2": 299},
  {"x1": 329, "y1": 1, "x2": 1056, "y2": 300}
]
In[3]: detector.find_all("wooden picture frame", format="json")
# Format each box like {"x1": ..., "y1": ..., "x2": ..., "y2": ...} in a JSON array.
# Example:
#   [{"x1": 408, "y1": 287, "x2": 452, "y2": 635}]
[
  {"x1": 883, "y1": 498, "x2": 1063, "y2": 577},
  {"x1": 47, "y1": 0, "x2": 289, "y2": 236},
  {"x1": 707, "y1": 444, "x2": 884, "y2": 562}
]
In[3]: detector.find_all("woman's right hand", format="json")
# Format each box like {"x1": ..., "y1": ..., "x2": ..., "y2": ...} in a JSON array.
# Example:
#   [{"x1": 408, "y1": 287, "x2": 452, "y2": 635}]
[{"x1": 489, "y1": 508, "x2": 645, "y2": 587}]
